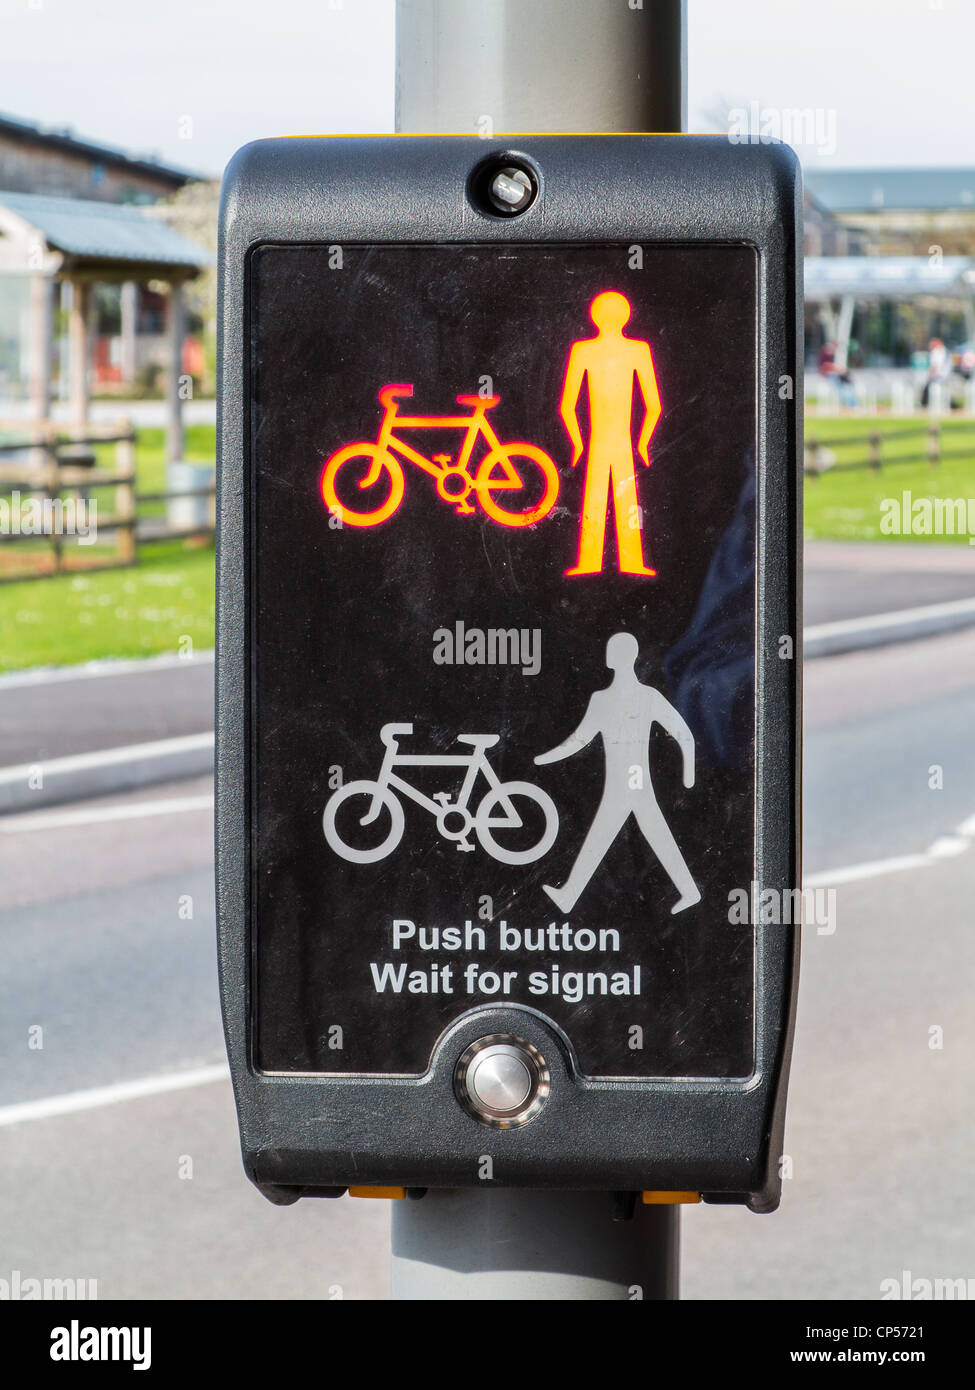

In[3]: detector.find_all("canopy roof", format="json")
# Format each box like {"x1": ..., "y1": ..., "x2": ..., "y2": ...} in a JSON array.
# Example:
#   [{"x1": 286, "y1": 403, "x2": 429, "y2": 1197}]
[
  {"x1": 0, "y1": 190, "x2": 210, "y2": 273},
  {"x1": 806, "y1": 168, "x2": 975, "y2": 214},
  {"x1": 805, "y1": 255, "x2": 975, "y2": 302}
]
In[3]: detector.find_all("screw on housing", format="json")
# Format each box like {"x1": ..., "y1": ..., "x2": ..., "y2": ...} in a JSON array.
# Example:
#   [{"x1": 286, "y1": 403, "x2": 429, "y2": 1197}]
[{"x1": 488, "y1": 166, "x2": 535, "y2": 213}]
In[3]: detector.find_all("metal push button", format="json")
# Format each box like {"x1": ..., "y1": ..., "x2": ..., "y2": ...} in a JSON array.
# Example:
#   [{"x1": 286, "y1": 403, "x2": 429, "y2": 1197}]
[
  {"x1": 469, "y1": 1046, "x2": 532, "y2": 1111},
  {"x1": 454, "y1": 1034, "x2": 550, "y2": 1128}
]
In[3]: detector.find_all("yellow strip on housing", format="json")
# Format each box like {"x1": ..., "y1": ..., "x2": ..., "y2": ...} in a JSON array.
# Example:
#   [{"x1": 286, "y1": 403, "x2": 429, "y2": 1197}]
[{"x1": 641, "y1": 1191, "x2": 701, "y2": 1205}]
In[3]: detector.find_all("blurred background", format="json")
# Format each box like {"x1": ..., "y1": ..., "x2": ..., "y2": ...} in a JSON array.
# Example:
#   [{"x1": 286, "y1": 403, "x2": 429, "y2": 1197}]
[{"x1": 0, "y1": 0, "x2": 973, "y2": 1300}]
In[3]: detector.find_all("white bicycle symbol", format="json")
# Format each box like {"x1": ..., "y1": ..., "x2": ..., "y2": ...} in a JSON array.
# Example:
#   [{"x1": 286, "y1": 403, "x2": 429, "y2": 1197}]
[{"x1": 323, "y1": 722, "x2": 559, "y2": 866}]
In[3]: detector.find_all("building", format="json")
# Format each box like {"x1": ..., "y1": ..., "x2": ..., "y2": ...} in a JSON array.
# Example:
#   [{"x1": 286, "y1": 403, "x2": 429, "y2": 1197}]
[
  {"x1": 804, "y1": 168, "x2": 975, "y2": 258},
  {"x1": 805, "y1": 254, "x2": 975, "y2": 376},
  {"x1": 803, "y1": 187, "x2": 871, "y2": 258},
  {"x1": 0, "y1": 112, "x2": 210, "y2": 401},
  {"x1": 0, "y1": 190, "x2": 209, "y2": 460},
  {"x1": 0, "y1": 111, "x2": 198, "y2": 206},
  {"x1": 802, "y1": 168, "x2": 975, "y2": 376}
]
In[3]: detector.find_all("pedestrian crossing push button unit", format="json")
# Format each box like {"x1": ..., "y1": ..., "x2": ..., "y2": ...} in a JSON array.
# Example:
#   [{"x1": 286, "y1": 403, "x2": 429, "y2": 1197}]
[{"x1": 216, "y1": 133, "x2": 801, "y2": 1207}]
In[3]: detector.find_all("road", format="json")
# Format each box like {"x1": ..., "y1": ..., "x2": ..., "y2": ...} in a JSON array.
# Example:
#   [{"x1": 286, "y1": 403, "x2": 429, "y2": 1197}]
[
  {"x1": 804, "y1": 539, "x2": 975, "y2": 628},
  {"x1": 1, "y1": 628, "x2": 974, "y2": 1298}
]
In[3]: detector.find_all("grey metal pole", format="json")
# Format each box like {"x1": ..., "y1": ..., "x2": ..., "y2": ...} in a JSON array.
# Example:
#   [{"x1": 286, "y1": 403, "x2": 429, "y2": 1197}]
[
  {"x1": 391, "y1": 0, "x2": 687, "y2": 1302},
  {"x1": 392, "y1": 1191, "x2": 679, "y2": 1300},
  {"x1": 396, "y1": 0, "x2": 686, "y2": 135}
]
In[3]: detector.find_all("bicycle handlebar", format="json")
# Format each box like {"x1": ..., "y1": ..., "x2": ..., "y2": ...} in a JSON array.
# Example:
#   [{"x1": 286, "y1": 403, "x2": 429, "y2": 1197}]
[
  {"x1": 378, "y1": 384, "x2": 414, "y2": 407},
  {"x1": 380, "y1": 722, "x2": 414, "y2": 745}
]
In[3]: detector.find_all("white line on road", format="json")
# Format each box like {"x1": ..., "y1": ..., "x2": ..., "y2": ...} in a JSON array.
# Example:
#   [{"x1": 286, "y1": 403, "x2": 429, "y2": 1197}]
[
  {"x1": 804, "y1": 853, "x2": 930, "y2": 889},
  {"x1": 0, "y1": 731, "x2": 214, "y2": 787},
  {"x1": 0, "y1": 649, "x2": 214, "y2": 690},
  {"x1": 805, "y1": 810, "x2": 975, "y2": 888},
  {"x1": 0, "y1": 1064, "x2": 230, "y2": 1128},
  {"x1": 804, "y1": 595, "x2": 975, "y2": 642},
  {"x1": 0, "y1": 793, "x2": 214, "y2": 833}
]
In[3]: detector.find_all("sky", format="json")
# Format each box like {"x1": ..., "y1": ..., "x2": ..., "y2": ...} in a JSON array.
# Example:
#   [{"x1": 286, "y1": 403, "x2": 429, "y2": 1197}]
[{"x1": 0, "y1": 0, "x2": 972, "y2": 178}]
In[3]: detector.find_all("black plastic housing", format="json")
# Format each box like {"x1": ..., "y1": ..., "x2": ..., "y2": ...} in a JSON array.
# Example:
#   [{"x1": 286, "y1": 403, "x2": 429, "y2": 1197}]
[{"x1": 216, "y1": 134, "x2": 802, "y2": 1209}]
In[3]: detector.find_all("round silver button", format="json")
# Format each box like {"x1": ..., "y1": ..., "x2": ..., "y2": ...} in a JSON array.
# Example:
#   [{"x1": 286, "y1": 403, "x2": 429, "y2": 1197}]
[
  {"x1": 468, "y1": 1046, "x2": 533, "y2": 1113},
  {"x1": 455, "y1": 1034, "x2": 549, "y2": 1128}
]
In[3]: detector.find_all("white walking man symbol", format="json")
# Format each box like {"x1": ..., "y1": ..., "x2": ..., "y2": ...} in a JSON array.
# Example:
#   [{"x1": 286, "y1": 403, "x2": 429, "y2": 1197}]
[{"x1": 535, "y1": 632, "x2": 702, "y2": 915}]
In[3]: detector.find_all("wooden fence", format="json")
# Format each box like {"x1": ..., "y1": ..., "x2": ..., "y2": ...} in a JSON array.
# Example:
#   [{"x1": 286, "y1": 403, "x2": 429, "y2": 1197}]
[
  {"x1": 0, "y1": 422, "x2": 214, "y2": 582},
  {"x1": 804, "y1": 419, "x2": 973, "y2": 478}
]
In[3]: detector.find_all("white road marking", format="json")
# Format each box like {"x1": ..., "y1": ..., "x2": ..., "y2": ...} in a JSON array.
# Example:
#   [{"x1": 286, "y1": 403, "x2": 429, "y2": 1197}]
[
  {"x1": 0, "y1": 1065, "x2": 230, "y2": 1128},
  {"x1": 0, "y1": 649, "x2": 214, "y2": 690},
  {"x1": 928, "y1": 835, "x2": 970, "y2": 859},
  {"x1": 0, "y1": 731, "x2": 214, "y2": 788},
  {"x1": 804, "y1": 595, "x2": 975, "y2": 643},
  {"x1": 804, "y1": 853, "x2": 930, "y2": 889},
  {"x1": 0, "y1": 793, "x2": 214, "y2": 833},
  {"x1": 805, "y1": 809, "x2": 975, "y2": 888}
]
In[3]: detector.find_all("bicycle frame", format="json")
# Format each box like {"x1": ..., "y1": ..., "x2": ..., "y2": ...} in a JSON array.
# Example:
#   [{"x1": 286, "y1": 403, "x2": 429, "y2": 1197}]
[
  {"x1": 366, "y1": 387, "x2": 504, "y2": 495},
  {"x1": 366, "y1": 734, "x2": 515, "y2": 825},
  {"x1": 322, "y1": 383, "x2": 559, "y2": 530}
]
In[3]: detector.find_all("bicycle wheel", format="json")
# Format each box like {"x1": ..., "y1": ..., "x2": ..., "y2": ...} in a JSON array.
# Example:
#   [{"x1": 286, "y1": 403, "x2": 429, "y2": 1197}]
[
  {"x1": 475, "y1": 781, "x2": 559, "y2": 865},
  {"x1": 323, "y1": 780, "x2": 405, "y2": 863},
  {"x1": 320, "y1": 444, "x2": 404, "y2": 527},
  {"x1": 475, "y1": 445, "x2": 559, "y2": 527}
]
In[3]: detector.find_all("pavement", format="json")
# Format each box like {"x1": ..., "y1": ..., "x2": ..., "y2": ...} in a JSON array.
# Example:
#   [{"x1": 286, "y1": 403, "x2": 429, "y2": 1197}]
[{"x1": 1, "y1": 613, "x2": 974, "y2": 1298}]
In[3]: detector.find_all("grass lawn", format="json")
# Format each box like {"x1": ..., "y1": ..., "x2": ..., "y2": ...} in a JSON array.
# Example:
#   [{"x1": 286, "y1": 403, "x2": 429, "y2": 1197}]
[
  {"x1": 803, "y1": 416, "x2": 975, "y2": 542},
  {"x1": 0, "y1": 539, "x2": 215, "y2": 671}
]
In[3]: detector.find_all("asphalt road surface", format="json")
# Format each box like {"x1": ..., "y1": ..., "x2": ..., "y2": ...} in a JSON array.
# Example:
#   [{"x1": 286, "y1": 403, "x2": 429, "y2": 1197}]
[
  {"x1": 1, "y1": 628, "x2": 974, "y2": 1298},
  {"x1": 803, "y1": 539, "x2": 975, "y2": 627}
]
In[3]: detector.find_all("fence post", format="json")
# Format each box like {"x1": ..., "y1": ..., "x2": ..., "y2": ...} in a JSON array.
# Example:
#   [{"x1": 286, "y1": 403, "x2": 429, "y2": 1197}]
[
  {"x1": 47, "y1": 429, "x2": 63, "y2": 575},
  {"x1": 927, "y1": 421, "x2": 941, "y2": 470},
  {"x1": 804, "y1": 438, "x2": 817, "y2": 477},
  {"x1": 868, "y1": 432, "x2": 882, "y2": 472},
  {"x1": 115, "y1": 428, "x2": 137, "y2": 565}
]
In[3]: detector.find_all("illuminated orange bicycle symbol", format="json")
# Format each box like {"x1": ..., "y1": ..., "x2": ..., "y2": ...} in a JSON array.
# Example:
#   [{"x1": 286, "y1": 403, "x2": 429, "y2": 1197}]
[{"x1": 321, "y1": 384, "x2": 559, "y2": 528}]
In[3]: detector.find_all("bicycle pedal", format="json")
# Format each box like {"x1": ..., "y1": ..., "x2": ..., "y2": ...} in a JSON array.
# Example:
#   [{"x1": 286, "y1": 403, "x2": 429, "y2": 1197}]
[
  {"x1": 433, "y1": 791, "x2": 451, "y2": 805},
  {"x1": 456, "y1": 840, "x2": 475, "y2": 853}
]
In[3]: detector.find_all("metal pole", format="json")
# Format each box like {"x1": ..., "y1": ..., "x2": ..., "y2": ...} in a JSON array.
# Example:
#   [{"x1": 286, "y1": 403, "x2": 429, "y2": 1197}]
[
  {"x1": 392, "y1": 1191, "x2": 679, "y2": 1301},
  {"x1": 392, "y1": 0, "x2": 687, "y2": 1301},
  {"x1": 396, "y1": 0, "x2": 686, "y2": 135}
]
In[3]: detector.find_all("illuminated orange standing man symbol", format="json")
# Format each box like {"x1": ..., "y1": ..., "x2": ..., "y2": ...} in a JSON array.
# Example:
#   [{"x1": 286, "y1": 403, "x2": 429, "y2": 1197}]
[{"x1": 561, "y1": 291, "x2": 661, "y2": 576}]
